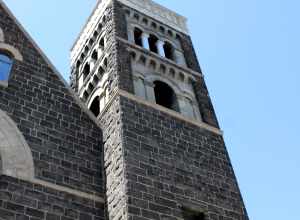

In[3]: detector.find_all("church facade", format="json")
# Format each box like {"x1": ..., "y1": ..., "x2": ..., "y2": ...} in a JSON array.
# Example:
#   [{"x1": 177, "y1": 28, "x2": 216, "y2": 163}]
[{"x1": 0, "y1": 0, "x2": 248, "y2": 219}]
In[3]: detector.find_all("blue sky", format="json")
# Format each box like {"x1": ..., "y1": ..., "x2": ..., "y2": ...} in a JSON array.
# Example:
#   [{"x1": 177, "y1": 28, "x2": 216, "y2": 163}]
[{"x1": 3, "y1": 0, "x2": 300, "y2": 219}]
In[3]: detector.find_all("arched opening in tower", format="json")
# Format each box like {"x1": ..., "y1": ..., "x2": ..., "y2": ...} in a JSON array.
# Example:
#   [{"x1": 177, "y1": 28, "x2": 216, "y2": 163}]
[
  {"x1": 148, "y1": 34, "x2": 158, "y2": 53},
  {"x1": 83, "y1": 63, "x2": 90, "y2": 79},
  {"x1": 154, "y1": 81, "x2": 179, "y2": 112},
  {"x1": 92, "y1": 50, "x2": 98, "y2": 61},
  {"x1": 163, "y1": 42, "x2": 175, "y2": 61},
  {"x1": 89, "y1": 96, "x2": 100, "y2": 117},
  {"x1": 134, "y1": 27, "x2": 143, "y2": 47}
]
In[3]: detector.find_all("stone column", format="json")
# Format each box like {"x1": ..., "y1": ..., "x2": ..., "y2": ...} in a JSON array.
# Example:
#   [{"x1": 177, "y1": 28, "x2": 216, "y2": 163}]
[
  {"x1": 128, "y1": 27, "x2": 135, "y2": 43},
  {"x1": 144, "y1": 81, "x2": 156, "y2": 103},
  {"x1": 141, "y1": 33, "x2": 150, "y2": 50},
  {"x1": 192, "y1": 102, "x2": 203, "y2": 122},
  {"x1": 177, "y1": 95, "x2": 187, "y2": 116},
  {"x1": 133, "y1": 76, "x2": 146, "y2": 99},
  {"x1": 156, "y1": 40, "x2": 166, "y2": 57},
  {"x1": 174, "y1": 50, "x2": 187, "y2": 66},
  {"x1": 177, "y1": 96, "x2": 198, "y2": 120},
  {"x1": 90, "y1": 59, "x2": 95, "y2": 72}
]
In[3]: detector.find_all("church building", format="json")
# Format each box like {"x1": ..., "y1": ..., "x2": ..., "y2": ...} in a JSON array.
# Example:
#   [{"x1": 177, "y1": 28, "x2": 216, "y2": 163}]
[{"x1": 0, "y1": 0, "x2": 248, "y2": 219}]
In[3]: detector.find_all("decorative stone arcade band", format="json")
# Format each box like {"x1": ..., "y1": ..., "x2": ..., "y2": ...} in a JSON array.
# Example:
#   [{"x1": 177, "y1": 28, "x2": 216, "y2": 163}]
[{"x1": 129, "y1": 26, "x2": 187, "y2": 67}]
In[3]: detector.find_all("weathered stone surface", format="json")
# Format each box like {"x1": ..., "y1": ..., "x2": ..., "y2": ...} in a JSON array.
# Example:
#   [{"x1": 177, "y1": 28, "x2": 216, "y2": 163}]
[
  {"x1": 0, "y1": 3, "x2": 104, "y2": 197},
  {"x1": 117, "y1": 95, "x2": 248, "y2": 220},
  {"x1": 0, "y1": 175, "x2": 105, "y2": 220},
  {"x1": 0, "y1": 0, "x2": 248, "y2": 220}
]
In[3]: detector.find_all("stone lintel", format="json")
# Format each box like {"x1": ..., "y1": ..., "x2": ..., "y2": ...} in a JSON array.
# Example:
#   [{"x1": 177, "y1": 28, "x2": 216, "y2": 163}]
[{"x1": 99, "y1": 89, "x2": 223, "y2": 136}]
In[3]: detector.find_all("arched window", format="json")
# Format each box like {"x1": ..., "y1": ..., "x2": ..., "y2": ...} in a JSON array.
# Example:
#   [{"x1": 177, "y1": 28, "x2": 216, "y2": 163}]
[
  {"x1": 99, "y1": 38, "x2": 105, "y2": 49},
  {"x1": 154, "y1": 81, "x2": 179, "y2": 112},
  {"x1": 89, "y1": 96, "x2": 100, "y2": 117},
  {"x1": 92, "y1": 50, "x2": 98, "y2": 61},
  {"x1": 75, "y1": 60, "x2": 81, "y2": 73},
  {"x1": 164, "y1": 42, "x2": 174, "y2": 61},
  {"x1": 148, "y1": 34, "x2": 158, "y2": 54},
  {"x1": 82, "y1": 91, "x2": 89, "y2": 102},
  {"x1": 0, "y1": 52, "x2": 13, "y2": 81},
  {"x1": 82, "y1": 63, "x2": 90, "y2": 80},
  {"x1": 134, "y1": 28, "x2": 143, "y2": 47}
]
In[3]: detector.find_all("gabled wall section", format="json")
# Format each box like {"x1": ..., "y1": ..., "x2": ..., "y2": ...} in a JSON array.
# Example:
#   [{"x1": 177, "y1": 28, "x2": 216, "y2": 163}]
[{"x1": 0, "y1": 1, "x2": 106, "y2": 219}]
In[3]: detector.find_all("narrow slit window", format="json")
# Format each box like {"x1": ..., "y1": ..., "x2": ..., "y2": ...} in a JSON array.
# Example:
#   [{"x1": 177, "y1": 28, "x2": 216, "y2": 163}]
[{"x1": 0, "y1": 53, "x2": 13, "y2": 81}]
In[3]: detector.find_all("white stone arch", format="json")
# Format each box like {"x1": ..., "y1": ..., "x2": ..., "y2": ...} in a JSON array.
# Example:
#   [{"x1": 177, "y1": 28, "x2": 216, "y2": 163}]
[
  {"x1": 0, "y1": 110, "x2": 34, "y2": 180},
  {"x1": 87, "y1": 86, "x2": 103, "y2": 108},
  {"x1": 0, "y1": 43, "x2": 23, "y2": 61},
  {"x1": 145, "y1": 73, "x2": 183, "y2": 96},
  {"x1": 0, "y1": 27, "x2": 4, "y2": 42},
  {"x1": 131, "y1": 23, "x2": 146, "y2": 34}
]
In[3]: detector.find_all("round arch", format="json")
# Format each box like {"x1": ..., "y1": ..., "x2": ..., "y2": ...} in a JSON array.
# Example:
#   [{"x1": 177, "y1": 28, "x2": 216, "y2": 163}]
[
  {"x1": 0, "y1": 43, "x2": 23, "y2": 61},
  {"x1": 87, "y1": 86, "x2": 103, "y2": 109},
  {"x1": 0, "y1": 110, "x2": 34, "y2": 180},
  {"x1": 144, "y1": 74, "x2": 182, "y2": 96}
]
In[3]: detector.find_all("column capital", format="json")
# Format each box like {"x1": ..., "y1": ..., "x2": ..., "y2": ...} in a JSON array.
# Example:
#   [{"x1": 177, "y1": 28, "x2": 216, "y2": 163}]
[
  {"x1": 141, "y1": 32, "x2": 150, "y2": 38},
  {"x1": 156, "y1": 40, "x2": 166, "y2": 57},
  {"x1": 144, "y1": 80, "x2": 154, "y2": 87},
  {"x1": 156, "y1": 40, "x2": 165, "y2": 47}
]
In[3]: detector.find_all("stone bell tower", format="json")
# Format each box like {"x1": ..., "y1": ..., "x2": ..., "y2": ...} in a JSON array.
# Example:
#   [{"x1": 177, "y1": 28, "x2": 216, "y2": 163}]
[{"x1": 71, "y1": 0, "x2": 249, "y2": 220}]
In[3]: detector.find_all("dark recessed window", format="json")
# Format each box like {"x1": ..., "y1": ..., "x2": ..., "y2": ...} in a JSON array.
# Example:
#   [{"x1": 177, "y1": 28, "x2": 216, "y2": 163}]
[
  {"x1": 92, "y1": 50, "x2": 98, "y2": 61},
  {"x1": 134, "y1": 28, "x2": 143, "y2": 47},
  {"x1": 148, "y1": 34, "x2": 158, "y2": 54},
  {"x1": 82, "y1": 63, "x2": 90, "y2": 79},
  {"x1": 99, "y1": 38, "x2": 105, "y2": 49},
  {"x1": 164, "y1": 42, "x2": 175, "y2": 61},
  {"x1": 89, "y1": 96, "x2": 100, "y2": 117},
  {"x1": 182, "y1": 207, "x2": 205, "y2": 220},
  {"x1": 154, "y1": 81, "x2": 179, "y2": 112},
  {"x1": 0, "y1": 53, "x2": 13, "y2": 81}
]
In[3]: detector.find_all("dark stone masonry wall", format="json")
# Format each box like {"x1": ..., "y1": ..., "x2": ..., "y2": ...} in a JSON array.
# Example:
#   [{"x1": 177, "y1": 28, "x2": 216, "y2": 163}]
[
  {"x1": 119, "y1": 96, "x2": 248, "y2": 220},
  {"x1": 113, "y1": 1, "x2": 135, "y2": 94},
  {"x1": 193, "y1": 76, "x2": 219, "y2": 128},
  {"x1": 179, "y1": 35, "x2": 202, "y2": 73},
  {"x1": 0, "y1": 175, "x2": 104, "y2": 220},
  {"x1": 103, "y1": 1, "x2": 134, "y2": 96},
  {"x1": 0, "y1": 2, "x2": 104, "y2": 197}
]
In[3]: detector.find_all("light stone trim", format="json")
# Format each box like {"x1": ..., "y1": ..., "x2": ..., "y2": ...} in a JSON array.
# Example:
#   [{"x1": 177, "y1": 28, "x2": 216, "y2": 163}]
[
  {"x1": 118, "y1": 0, "x2": 189, "y2": 34},
  {"x1": 33, "y1": 179, "x2": 105, "y2": 203},
  {"x1": 118, "y1": 36, "x2": 203, "y2": 78},
  {"x1": 0, "y1": 27, "x2": 4, "y2": 42},
  {"x1": 0, "y1": 43, "x2": 23, "y2": 61},
  {"x1": 99, "y1": 89, "x2": 223, "y2": 136},
  {"x1": 0, "y1": 110, "x2": 34, "y2": 181}
]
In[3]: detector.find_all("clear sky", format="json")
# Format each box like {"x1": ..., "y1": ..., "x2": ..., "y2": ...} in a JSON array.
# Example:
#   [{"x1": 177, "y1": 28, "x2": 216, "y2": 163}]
[{"x1": 3, "y1": 0, "x2": 300, "y2": 219}]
